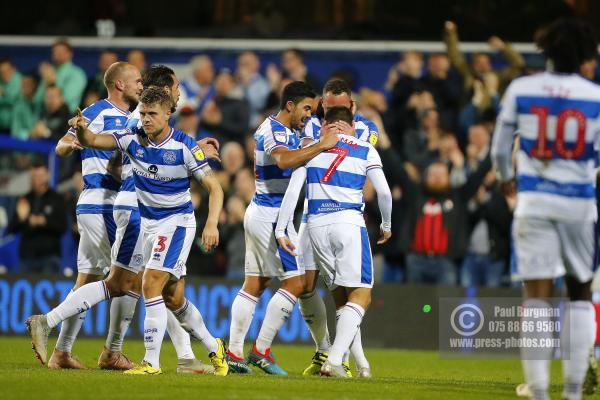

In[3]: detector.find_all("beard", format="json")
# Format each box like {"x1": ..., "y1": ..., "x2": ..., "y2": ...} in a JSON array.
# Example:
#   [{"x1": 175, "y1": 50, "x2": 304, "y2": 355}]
[{"x1": 123, "y1": 93, "x2": 139, "y2": 111}]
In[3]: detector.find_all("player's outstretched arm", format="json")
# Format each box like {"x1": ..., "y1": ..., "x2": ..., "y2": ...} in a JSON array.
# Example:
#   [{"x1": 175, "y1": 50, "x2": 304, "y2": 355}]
[
  {"x1": 73, "y1": 108, "x2": 117, "y2": 150},
  {"x1": 198, "y1": 171, "x2": 223, "y2": 253},
  {"x1": 271, "y1": 131, "x2": 338, "y2": 170},
  {"x1": 275, "y1": 166, "x2": 307, "y2": 256},
  {"x1": 55, "y1": 133, "x2": 84, "y2": 157},
  {"x1": 366, "y1": 167, "x2": 393, "y2": 245}
]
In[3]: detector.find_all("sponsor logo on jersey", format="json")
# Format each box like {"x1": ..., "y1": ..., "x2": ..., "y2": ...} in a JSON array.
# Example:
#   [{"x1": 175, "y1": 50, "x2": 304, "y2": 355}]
[
  {"x1": 369, "y1": 133, "x2": 378, "y2": 146},
  {"x1": 274, "y1": 131, "x2": 287, "y2": 144},
  {"x1": 148, "y1": 164, "x2": 159, "y2": 174},
  {"x1": 194, "y1": 149, "x2": 205, "y2": 161}
]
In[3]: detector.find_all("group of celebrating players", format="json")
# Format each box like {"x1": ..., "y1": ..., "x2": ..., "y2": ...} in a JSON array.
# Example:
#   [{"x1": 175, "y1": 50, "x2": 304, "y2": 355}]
[
  {"x1": 24, "y1": 49, "x2": 392, "y2": 379},
  {"x1": 23, "y1": 16, "x2": 600, "y2": 399}
]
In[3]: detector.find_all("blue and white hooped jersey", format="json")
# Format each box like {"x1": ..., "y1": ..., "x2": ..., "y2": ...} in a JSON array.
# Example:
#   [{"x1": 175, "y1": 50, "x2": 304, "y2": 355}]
[
  {"x1": 112, "y1": 128, "x2": 211, "y2": 228},
  {"x1": 299, "y1": 113, "x2": 379, "y2": 223},
  {"x1": 303, "y1": 134, "x2": 382, "y2": 227},
  {"x1": 67, "y1": 99, "x2": 129, "y2": 214},
  {"x1": 497, "y1": 72, "x2": 600, "y2": 221},
  {"x1": 249, "y1": 115, "x2": 301, "y2": 222},
  {"x1": 301, "y1": 113, "x2": 379, "y2": 146},
  {"x1": 113, "y1": 107, "x2": 140, "y2": 210}
]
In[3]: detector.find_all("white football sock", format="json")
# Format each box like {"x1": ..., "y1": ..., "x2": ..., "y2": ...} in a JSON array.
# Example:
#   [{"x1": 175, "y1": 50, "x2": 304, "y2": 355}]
[
  {"x1": 105, "y1": 291, "x2": 139, "y2": 352},
  {"x1": 299, "y1": 290, "x2": 330, "y2": 353},
  {"x1": 335, "y1": 308, "x2": 351, "y2": 363},
  {"x1": 142, "y1": 296, "x2": 167, "y2": 368},
  {"x1": 351, "y1": 328, "x2": 370, "y2": 369},
  {"x1": 228, "y1": 290, "x2": 258, "y2": 358},
  {"x1": 255, "y1": 289, "x2": 297, "y2": 354},
  {"x1": 562, "y1": 301, "x2": 595, "y2": 400},
  {"x1": 173, "y1": 298, "x2": 218, "y2": 354},
  {"x1": 329, "y1": 303, "x2": 364, "y2": 366},
  {"x1": 47, "y1": 281, "x2": 109, "y2": 328},
  {"x1": 521, "y1": 299, "x2": 553, "y2": 400},
  {"x1": 166, "y1": 309, "x2": 195, "y2": 360}
]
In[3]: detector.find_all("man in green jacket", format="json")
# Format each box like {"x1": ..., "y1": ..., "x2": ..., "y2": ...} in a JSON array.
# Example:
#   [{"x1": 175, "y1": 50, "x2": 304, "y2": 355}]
[
  {"x1": 34, "y1": 39, "x2": 87, "y2": 114},
  {"x1": 0, "y1": 58, "x2": 22, "y2": 131}
]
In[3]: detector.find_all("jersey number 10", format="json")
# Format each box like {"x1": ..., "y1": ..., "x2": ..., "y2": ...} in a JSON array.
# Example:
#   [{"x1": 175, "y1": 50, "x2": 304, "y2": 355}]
[{"x1": 530, "y1": 106, "x2": 586, "y2": 160}]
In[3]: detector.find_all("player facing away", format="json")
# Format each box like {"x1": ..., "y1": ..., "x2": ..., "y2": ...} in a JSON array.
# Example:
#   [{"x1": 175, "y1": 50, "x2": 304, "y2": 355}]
[
  {"x1": 226, "y1": 81, "x2": 338, "y2": 375},
  {"x1": 26, "y1": 62, "x2": 142, "y2": 369},
  {"x1": 491, "y1": 19, "x2": 600, "y2": 400},
  {"x1": 275, "y1": 106, "x2": 392, "y2": 378},
  {"x1": 298, "y1": 78, "x2": 378, "y2": 377},
  {"x1": 111, "y1": 65, "x2": 220, "y2": 374}
]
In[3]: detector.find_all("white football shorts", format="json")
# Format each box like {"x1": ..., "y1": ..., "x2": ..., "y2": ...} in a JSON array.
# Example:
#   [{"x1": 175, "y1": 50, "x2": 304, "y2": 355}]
[
  {"x1": 244, "y1": 212, "x2": 303, "y2": 280},
  {"x1": 111, "y1": 208, "x2": 145, "y2": 274},
  {"x1": 512, "y1": 217, "x2": 596, "y2": 283},
  {"x1": 76, "y1": 212, "x2": 115, "y2": 275},
  {"x1": 141, "y1": 224, "x2": 195, "y2": 280},
  {"x1": 309, "y1": 222, "x2": 374, "y2": 289}
]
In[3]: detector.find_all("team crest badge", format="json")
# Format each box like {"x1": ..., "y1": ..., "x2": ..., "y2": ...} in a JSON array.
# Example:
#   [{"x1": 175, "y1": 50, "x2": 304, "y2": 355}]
[
  {"x1": 136, "y1": 148, "x2": 144, "y2": 158},
  {"x1": 194, "y1": 148, "x2": 205, "y2": 161},
  {"x1": 274, "y1": 131, "x2": 287, "y2": 144},
  {"x1": 163, "y1": 151, "x2": 176, "y2": 164},
  {"x1": 369, "y1": 133, "x2": 378, "y2": 146}
]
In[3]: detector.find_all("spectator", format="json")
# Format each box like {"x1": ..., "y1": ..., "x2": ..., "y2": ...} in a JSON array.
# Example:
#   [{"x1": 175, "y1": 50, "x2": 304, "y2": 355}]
[
  {"x1": 378, "y1": 130, "x2": 492, "y2": 285},
  {"x1": 221, "y1": 141, "x2": 246, "y2": 177},
  {"x1": 236, "y1": 50, "x2": 270, "y2": 127},
  {"x1": 30, "y1": 85, "x2": 70, "y2": 142},
  {"x1": 180, "y1": 55, "x2": 215, "y2": 113},
  {"x1": 402, "y1": 107, "x2": 442, "y2": 168},
  {"x1": 458, "y1": 75, "x2": 500, "y2": 139},
  {"x1": 200, "y1": 69, "x2": 249, "y2": 142},
  {"x1": 0, "y1": 58, "x2": 22, "y2": 132},
  {"x1": 281, "y1": 48, "x2": 321, "y2": 91},
  {"x1": 443, "y1": 21, "x2": 525, "y2": 95},
  {"x1": 421, "y1": 53, "x2": 463, "y2": 131},
  {"x1": 176, "y1": 106, "x2": 201, "y2": 138},
  {"x1": 7, "y1": 162, "x2": 67, "y2": 273},
  {"x1": 10, "y1": 74, "x2": 39, "y2": 140},
  {"x1": 263, "y1": 77, "x2": 293, "y2": 117},
  {"x1": 233, "y1": 167, "x2": 255, "y2": 205},
  {"x1": 385, "y1": 51, "x2": 425, "y2": 137},
  {"x1": 461, "y1": 169, "x2": 513, "y2": 288},
  {"x1": 437, "y1": 132, "x2": 468, "y2": 188},
  {"x1": 86, "y1": 50, "x2": 118, "y2": 99},
  {"x1": 34, "y1": 39, "x2": 87, "y2": 113},
  {"x1": 221, "y1": 195, "x2": 246, "y2": 280},
  {"x1": 127, "y1": 49, "x2": 146, "y2": 74}
]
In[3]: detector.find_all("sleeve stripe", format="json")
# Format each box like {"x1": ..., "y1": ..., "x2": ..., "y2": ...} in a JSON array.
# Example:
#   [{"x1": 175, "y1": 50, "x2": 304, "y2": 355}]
[
  {"x1": 265, "y1": 144, "x2": 289, "y2": 154},
  {"x1": 366, "y1": 164, "x2": 383, "y2": 170},
  {"x1": 111, "y1": 133, "x2": 124, "y2": 151},
  {"x1": 191, "y1": 163, "x2": 208, "y2": 172}
]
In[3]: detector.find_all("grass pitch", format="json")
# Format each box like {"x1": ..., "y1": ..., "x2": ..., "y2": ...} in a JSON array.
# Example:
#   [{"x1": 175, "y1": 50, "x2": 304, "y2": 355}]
[{"x1": 0, "y1": 337, "x2": 592, "y2": 399}]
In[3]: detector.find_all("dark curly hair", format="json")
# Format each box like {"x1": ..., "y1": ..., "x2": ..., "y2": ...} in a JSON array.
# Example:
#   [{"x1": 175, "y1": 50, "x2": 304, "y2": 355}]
[{"x1": 535, "y1": 18, "x2": 598, "y2": 73}]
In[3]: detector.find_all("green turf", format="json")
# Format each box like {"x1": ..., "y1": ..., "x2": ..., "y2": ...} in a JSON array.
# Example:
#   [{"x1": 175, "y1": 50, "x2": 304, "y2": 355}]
[{"x1": 0, "y1": 337, "x2": 596, "y2": 399}]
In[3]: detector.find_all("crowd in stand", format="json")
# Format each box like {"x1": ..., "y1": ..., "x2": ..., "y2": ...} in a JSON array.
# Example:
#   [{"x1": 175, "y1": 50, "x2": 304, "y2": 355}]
[{"x1": 1, "y1": 22, "x2": 598, "y2": 286}]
